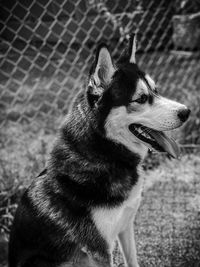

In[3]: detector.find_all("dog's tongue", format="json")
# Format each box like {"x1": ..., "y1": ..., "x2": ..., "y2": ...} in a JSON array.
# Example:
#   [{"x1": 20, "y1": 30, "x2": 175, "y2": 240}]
[{"x1": 150, "y1": 130, "x2": 180, "y2": 158}]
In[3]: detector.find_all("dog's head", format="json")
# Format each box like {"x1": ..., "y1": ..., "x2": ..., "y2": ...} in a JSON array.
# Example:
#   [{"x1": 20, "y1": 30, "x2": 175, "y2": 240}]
[{"x1": 86, "y1": 35, "x2": 190, "y2": 159}]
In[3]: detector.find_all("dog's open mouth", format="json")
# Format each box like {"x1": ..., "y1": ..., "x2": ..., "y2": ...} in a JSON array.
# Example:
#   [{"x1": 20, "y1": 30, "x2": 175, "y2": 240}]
[{"x1": 129, "y1": 124, "x2": 180, "y2": 158}]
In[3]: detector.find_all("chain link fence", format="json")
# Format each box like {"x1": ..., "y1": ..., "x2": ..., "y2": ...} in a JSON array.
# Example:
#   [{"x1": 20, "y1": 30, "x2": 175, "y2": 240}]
[
  {"x1": 0, "y1": 0, "x2": 200, "y2": 137},
  {"x1": 0, "y1": 1, "x2": 200, "y2": 265}
]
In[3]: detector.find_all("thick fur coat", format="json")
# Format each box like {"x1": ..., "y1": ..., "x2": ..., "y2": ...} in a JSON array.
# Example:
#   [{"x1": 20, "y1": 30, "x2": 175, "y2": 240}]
[{"x1": 8, "y1": 35, "x2": 190, "y2": 267}]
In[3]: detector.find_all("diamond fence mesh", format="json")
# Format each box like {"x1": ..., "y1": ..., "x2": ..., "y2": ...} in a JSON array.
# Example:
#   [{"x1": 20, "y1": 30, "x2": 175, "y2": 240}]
[
  {"x1": 0, "y1": 0, "x2": 200, "y2": 141},
  {"x1": 0, "y1": 1, "x2": 200, "y2": 265}
]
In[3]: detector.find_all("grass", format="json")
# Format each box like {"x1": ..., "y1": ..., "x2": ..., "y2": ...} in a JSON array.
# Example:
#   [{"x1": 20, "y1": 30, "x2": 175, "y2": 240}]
[{"x1": 136, "y1": 154, "x2": 200, "y2": 267}]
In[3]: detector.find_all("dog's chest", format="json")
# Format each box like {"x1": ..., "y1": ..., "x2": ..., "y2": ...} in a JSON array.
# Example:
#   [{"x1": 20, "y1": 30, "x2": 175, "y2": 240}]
[{"x1": 91, "y1": 171, "x2": 144, "y2": 244}]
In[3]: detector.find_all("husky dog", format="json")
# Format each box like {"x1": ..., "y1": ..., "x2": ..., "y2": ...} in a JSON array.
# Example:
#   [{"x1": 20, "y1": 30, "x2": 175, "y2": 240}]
[{"x1": 9, "y1": 35, "x2": 190, "y2": 267}]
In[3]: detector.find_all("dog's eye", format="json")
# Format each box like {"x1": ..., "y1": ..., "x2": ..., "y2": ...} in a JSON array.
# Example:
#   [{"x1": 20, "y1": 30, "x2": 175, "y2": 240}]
[
  {"x1": 134, "y1": 94, "x2": 148, "y2": 104},
  {"x1": 154, "y1": 88, "x2": 158, "y2": 94}
]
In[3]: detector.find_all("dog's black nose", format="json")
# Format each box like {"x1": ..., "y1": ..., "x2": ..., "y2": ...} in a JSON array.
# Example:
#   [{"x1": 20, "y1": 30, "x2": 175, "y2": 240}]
[{"x1": 178, "y1": 108, "x2": 191, "y2": 122}]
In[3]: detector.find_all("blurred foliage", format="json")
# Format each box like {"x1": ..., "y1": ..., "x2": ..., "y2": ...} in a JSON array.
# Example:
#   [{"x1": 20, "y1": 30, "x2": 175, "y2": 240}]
[
  {"x1": 174, "y1": 0, "x2": 200, "y2": 15},
  {"x1": 0, "y1": 120, "x2": 57, "y2": 238}
]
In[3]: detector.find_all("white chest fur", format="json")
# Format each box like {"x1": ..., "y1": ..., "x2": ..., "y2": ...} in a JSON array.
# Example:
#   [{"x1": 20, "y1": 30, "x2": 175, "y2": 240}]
[{"x1": 91, "y1": 168, "x2": 144, "y2": 245}]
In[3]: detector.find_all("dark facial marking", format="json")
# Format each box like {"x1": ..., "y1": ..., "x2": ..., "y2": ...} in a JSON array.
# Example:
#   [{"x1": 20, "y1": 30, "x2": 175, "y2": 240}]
[
  {"x1": 142, "y1": 77, "x2": 157, "y2": 105},
  {"x1": 108, "y1": 63, "x2": 143, "y2": 107},
  {"x1": 148, "y1": 94, "x2": 154, "y2": 105}
]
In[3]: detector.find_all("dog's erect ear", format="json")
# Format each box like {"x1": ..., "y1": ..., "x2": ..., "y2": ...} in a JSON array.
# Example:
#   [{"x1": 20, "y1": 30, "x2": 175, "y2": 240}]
[
  {"x1": 129, "y1": 34, "x2": 137, "y2": 63},
  {"x1": 92, "y1": 44, "x2": 115, "y2": 86},
  {"x1": 87, "y1": 45, "x2": 115, "y2": 107},
  {"x1": 118, "y1": 33, "x2": 137, "y2": 64}
]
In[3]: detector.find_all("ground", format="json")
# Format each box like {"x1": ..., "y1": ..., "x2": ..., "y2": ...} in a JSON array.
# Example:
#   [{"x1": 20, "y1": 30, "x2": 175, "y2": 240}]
[{"x1": 136, "y1": 154, "x2": 200, "y2": 267}]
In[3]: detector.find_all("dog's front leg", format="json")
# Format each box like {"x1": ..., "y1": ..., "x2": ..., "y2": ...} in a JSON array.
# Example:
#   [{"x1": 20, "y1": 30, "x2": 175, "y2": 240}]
[{"x1": 118, "y1": 221, "x2": 139, "y2": 267}]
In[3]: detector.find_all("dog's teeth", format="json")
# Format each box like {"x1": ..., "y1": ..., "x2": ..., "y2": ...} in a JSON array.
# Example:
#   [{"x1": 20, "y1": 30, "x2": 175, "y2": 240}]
[{"x1": 144, "y1": 132, "x2": 150, "y2": 138}]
